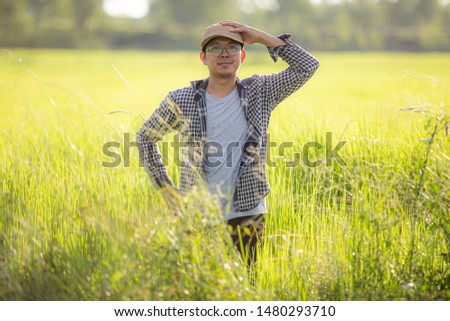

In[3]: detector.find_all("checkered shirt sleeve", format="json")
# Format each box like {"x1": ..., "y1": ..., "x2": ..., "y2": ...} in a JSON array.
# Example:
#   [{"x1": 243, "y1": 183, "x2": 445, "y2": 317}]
[
  {"x1": 264, "y1": 34, "x2": 320, "y2": 110},
  {"x1": 136, "y1": 92, "x2": 182, "y2": 188}
]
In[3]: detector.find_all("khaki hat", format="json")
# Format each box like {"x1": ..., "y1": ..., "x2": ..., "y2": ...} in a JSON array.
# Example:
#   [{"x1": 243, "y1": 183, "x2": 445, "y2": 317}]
[{"x1": 201, "y1": 23, "x2": 244, "y2": 49}]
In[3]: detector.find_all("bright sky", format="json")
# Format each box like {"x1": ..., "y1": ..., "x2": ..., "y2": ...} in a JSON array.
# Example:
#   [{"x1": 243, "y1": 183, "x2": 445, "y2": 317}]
[{"x1": 103, "y1": 0, "x2": 150, "y2": 19}]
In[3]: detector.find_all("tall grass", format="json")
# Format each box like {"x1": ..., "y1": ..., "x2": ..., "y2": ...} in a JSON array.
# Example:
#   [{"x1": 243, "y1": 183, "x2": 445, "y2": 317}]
[{"x1": 0, "y1": 49, "x2": 449, "y2": 300}]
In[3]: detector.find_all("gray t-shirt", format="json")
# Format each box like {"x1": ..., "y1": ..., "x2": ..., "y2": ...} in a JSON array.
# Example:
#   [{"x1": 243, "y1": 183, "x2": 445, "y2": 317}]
[{"x1": 204, "y1": 87, "x2": 266, "y2": 220}]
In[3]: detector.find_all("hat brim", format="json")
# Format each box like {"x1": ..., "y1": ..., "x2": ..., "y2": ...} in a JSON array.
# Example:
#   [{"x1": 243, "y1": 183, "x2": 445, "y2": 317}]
[{"x1": 201, "y1": 35, "x2": 244, "y2": 50}]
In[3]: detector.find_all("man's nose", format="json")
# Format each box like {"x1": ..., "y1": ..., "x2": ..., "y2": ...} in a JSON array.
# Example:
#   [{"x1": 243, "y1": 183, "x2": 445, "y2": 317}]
[{"x1": 219, "y1": 48, "x2": 230, "y2": 57}]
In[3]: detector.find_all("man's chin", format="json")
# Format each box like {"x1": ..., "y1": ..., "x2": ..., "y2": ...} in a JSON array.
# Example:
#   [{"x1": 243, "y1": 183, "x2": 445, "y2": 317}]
[{"x1": 214, "y1": 72, "x2": 236, "y2": 79}]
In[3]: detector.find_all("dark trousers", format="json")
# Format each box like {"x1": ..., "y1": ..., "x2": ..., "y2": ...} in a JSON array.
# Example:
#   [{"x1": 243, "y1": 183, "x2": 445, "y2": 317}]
[{"x1": 227, "y1": 214, "x2": 265, "y2": 268}]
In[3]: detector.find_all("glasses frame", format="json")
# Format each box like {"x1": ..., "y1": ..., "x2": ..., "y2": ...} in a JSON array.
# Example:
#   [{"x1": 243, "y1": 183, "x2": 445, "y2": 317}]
[{"x1": 205, "y1": 44, "x2": 242, "y2": 57}]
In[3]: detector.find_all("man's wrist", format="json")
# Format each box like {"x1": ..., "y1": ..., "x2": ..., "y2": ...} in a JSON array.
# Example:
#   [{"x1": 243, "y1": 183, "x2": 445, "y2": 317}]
[
  {"x1": 161, "y1": 184, "x2": 176, "y2": 192},
  {"x1": 258, "y1": 31, "x2": 286, "y2": 47}
]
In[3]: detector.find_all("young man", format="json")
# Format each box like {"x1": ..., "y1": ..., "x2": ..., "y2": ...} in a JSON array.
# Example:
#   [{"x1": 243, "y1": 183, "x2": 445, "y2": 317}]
[{"x1": 137, "y1": 21, "x2": 319, "y2": 266}]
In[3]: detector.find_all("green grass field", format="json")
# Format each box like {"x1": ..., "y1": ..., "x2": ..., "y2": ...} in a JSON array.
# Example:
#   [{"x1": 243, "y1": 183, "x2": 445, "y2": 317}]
[{"x1": 1, "y1": 49, "x2": 449, "y2": 300}]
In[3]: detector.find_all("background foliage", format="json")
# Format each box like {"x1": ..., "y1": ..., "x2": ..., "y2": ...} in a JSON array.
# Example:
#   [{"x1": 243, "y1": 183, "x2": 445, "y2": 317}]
[{"x1": 0, "y1": 0, "x2": 449, "y2": 51}]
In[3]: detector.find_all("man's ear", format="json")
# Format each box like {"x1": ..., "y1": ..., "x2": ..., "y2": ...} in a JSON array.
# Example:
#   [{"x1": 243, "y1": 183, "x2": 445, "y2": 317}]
[
  {"x1": 241, "y1": 49, "x2": 247, "y2": 63},
  {"x1": 200, "y1": 51, "x2": 207, "y2": 64}
]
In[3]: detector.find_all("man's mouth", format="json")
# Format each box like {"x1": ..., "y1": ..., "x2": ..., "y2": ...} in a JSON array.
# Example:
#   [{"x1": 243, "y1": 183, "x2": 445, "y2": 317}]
[{"x1": 218, "y1": 61, "x2": 233, "y2": 66}]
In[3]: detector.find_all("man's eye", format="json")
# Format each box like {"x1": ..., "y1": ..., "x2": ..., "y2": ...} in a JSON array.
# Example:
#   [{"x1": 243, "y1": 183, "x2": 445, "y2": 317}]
[
  {"x1": 210, "y1": 46, "x2": 222, "y2": 52},
  {"x1": 228, "y1": 45, "x2": 239, "y2": 50}
]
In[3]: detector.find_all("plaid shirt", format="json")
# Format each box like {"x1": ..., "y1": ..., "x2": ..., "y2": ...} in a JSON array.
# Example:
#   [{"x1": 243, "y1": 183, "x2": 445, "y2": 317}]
[{"x1": 137, "y1": 34, "x2": 320, "y2": 212}]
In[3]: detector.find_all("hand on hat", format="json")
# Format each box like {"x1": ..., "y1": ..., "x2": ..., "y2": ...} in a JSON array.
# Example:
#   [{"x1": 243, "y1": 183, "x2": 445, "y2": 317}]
[
  {"x1": 219, "y1": 21, "x2": 260, "y2": 45},
  {"x1": 219, "y1": 20, "x2": 285, "y2": 47}
]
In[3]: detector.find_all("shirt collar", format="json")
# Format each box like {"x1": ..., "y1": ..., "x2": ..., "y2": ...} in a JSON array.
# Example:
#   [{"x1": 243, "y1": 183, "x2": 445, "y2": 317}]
[{"x1": 191, "y1": 78, "x2": 246, "y2": 101}]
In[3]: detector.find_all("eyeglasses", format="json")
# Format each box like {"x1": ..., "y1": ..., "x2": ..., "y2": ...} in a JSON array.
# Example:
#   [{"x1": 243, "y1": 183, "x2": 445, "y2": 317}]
[{"x1": 205, "y1": 44, "x2": 241, "y2": 57}]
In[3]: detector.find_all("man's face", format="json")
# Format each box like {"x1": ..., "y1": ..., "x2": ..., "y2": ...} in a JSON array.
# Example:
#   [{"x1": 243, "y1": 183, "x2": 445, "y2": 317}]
[{"x1": 200, "y1": 37, "x2": 246, "y2": 79}]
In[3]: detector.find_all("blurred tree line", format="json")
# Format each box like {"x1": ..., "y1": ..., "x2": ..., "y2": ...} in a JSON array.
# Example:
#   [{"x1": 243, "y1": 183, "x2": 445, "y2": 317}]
[{"x1": 0, "y1": 0, "x2": 449, "y2": 51}]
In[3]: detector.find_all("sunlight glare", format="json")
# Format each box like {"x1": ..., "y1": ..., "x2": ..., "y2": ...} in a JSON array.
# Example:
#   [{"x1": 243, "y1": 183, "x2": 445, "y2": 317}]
[{"x1": 103, "y1": 0, "x2": 149, "y2": 19}]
